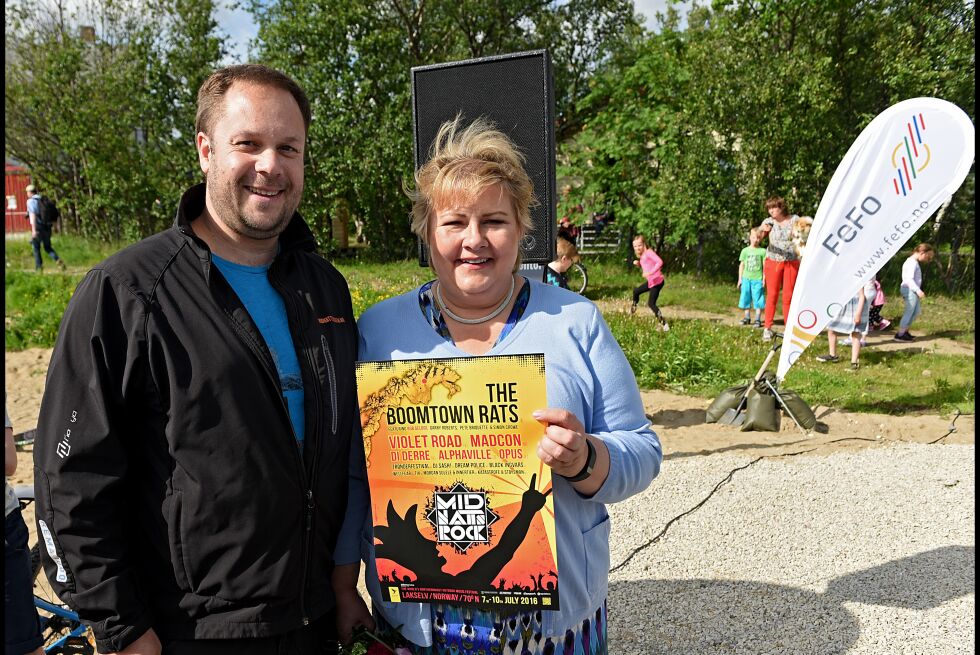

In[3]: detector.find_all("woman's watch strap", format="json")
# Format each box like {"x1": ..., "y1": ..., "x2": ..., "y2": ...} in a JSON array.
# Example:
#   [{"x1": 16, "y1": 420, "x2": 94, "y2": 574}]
[{"x1": 559, "y1": 438, "x2": 597, "y2": 483}]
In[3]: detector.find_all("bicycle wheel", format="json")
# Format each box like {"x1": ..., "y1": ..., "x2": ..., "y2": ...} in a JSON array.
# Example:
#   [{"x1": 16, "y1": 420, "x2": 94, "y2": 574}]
[{"x1": 567, "y1": 262, "x2": 588, "y2": 294}]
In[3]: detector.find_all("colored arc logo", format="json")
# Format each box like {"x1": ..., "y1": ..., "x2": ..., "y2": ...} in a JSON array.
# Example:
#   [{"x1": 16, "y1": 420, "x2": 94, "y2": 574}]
[{"x1": 891, "y1": 113, "x2": 930, "y2": 197}]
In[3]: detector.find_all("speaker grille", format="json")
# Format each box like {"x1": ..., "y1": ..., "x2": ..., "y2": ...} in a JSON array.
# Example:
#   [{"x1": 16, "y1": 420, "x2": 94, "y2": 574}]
[{"x1": 412, "y1": 50, "x2": 556, "y2": 265}]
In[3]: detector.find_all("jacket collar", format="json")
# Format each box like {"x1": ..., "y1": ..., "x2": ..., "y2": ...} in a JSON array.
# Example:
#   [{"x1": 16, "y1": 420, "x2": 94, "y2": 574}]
[{"x1": 172, "y1": 182, "x2": 318, "y2": 260}]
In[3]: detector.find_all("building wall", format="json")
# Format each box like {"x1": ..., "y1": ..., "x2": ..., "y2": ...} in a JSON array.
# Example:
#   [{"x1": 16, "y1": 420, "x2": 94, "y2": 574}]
[{"x1": 5, "y1": 164, "x2": 32, "y2": 233}]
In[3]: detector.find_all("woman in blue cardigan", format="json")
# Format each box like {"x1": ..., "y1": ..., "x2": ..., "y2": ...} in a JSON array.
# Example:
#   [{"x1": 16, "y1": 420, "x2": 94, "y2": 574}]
[{"x1": 343, "y1": 116, "x2": 662, "y2": 654}]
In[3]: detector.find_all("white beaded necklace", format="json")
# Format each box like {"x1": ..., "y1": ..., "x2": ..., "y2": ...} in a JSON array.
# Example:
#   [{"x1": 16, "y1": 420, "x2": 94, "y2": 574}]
[{"x1": 435, "y1": 275, "x2": 516, "y2": 325}]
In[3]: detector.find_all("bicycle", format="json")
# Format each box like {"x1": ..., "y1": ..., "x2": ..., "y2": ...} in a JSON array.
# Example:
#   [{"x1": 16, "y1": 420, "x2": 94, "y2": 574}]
[
  {"x1": 566, "y1": 261, "x2": 588, "y2": 295},
  {"x1": 15, "y1": 485, "x2": 94, "y2": 654}
]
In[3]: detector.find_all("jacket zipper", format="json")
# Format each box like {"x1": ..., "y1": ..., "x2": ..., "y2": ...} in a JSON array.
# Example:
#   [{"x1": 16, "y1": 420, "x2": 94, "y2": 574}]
[
  {"x1": 215, "y1": 265, "x2": 314, "y2": 622},
  {"x1": 269, "y1": 268, "x2": 327, "y2": 627},
  {"x1": 320, "y1": 336, "x2": 339, "y2": 436},
  {"x1": 219, "y1": 305, "x2": 301, "y2": 461}
]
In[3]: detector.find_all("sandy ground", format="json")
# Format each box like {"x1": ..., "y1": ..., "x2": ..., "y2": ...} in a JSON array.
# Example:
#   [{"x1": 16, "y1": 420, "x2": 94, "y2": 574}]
[{"x1": 8, "y1": 347, "x2": 972, "y2": 461}]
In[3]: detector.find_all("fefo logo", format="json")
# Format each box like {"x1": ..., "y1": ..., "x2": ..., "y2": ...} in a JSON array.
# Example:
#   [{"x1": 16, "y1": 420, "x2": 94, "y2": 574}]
[
  {"x1": 891, "y1": 113, "x2": 930, "y2": 197},
  {"x1": 424, "y1": 481, "x2": 500, "y2": 553},
  {"x1": 785, "y1": 303, "x2": 845, "y2": 365}
]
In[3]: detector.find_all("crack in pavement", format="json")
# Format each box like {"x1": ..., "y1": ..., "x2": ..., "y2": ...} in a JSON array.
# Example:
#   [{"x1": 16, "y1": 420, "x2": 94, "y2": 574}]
[
  {"x1": 610, "y1": 423, "x2": 963, "y2": 573},
  {"x1": 610, "y1": 455, "x2": 765, "y2": 573}
]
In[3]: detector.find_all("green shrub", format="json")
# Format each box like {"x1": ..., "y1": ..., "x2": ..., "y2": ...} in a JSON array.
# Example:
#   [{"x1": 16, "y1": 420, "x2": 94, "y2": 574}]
[{"x1": 4, "y1": 271, "x2": 83, "y2": 350}]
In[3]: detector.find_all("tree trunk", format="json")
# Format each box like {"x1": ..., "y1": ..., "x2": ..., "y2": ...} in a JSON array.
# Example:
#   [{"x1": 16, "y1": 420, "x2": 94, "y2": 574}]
[
  {"x1": 695, "y1": 232, "x2": 705, "y2": 276},
  {"x1": 942, "y1": 223, "x2": 965, "y2": 294}
]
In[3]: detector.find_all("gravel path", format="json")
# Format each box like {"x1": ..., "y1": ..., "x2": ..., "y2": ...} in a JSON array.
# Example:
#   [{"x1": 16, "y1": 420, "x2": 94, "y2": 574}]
[{"x1": 606, "y1": 442, "x2": 975, "y2": 654}]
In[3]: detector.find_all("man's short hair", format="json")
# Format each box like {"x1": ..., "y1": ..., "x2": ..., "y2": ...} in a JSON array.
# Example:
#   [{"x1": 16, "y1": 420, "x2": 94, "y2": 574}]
[
  {"x1": 408, "y1": 115, "x2": 536, "y2": 242},
  {"x1": 26, "y1": 184, "x2": 36, "y2": 194},
  {"x1": 195, "y1": 64, "x2": 311, "y2": 137}
]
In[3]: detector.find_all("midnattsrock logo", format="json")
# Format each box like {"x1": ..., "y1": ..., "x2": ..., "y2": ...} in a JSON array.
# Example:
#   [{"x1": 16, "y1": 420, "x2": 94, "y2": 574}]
[{"x1": 424, "y1": 482, "x2": 500, "y2": 553}]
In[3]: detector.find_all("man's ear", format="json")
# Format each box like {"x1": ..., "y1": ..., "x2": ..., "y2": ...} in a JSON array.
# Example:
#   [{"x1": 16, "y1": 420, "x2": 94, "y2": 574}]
[{"x1": 196, "y1": 132, "x2": 212, "y2": 175}]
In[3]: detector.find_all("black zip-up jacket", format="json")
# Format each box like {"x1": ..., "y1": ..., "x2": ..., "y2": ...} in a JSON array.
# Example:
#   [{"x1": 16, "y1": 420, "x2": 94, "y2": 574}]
[{"x1": 34, "y1": 184, "x2": 360, "y2": 652}]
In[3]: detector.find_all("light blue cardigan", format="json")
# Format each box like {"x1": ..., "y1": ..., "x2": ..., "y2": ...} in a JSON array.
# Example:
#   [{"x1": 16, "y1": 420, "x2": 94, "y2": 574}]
[{"x1": 337, "y1": 279, "x2": 662, "y2": 647}]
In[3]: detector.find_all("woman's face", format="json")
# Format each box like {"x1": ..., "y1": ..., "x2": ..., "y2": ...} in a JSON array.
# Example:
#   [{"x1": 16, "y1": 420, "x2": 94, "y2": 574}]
[
  {"x1": 429, "y1": 183, "x2": 521, "y2": 308},
  {"x1": 767, "y1": 204, "x2": 784, "y2": 219}
]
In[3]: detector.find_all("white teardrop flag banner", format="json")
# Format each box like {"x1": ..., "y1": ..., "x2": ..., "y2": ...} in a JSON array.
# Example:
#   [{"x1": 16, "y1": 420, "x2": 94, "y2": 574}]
[{"x1": 776, "y1": 98, "x2": 974, "y2": 381}]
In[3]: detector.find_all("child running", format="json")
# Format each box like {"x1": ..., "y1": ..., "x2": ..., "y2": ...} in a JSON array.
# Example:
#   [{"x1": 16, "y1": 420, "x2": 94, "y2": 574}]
[
  {"x1": 630, "y1": 235, "x2": 669, "y2": 331},
  {"x1": 737, "y1": 228, "x2": 766, "y2": 327}
]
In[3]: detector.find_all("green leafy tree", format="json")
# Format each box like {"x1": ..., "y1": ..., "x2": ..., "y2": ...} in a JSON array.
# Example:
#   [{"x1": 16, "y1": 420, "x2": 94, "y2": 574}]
[
  {"x1": 558, "y1": 0, "x2": 974, "y2": 277},
  {"x1": 252, "y1": 0, "x2": 642, "y2": 257},
  {"x1": 5, "y1": 0, "x2": 224, "y2": 241}
]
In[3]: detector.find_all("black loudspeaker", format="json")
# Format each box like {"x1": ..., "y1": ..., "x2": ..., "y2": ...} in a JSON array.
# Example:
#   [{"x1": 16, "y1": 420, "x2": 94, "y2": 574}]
[{"x1": 411, "y1": 50, "x2": 556, "y2": 265}]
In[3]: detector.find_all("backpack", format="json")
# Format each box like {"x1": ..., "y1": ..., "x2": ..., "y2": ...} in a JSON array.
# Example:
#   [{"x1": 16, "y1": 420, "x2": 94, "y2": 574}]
[{"x1": 36, "y1": 195, "x2": 60, "y2": 227}]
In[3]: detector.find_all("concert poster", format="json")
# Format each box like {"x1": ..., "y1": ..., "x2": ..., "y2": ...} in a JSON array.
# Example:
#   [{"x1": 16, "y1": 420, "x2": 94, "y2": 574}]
[{"x1": 356, "y1": 354, "x2": 560, "y2": 610}]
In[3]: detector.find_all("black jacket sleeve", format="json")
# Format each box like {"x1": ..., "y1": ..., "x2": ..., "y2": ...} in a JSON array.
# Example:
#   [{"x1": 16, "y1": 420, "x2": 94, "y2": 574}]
[{"x1": 34, "y1": 270, "x2": 154, "y2": 652}]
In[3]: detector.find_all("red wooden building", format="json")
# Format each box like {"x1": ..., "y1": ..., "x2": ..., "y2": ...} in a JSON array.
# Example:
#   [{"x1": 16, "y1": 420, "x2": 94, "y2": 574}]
[{"x1": 5, "y1": 162, "x2": 33, "y2": 233}]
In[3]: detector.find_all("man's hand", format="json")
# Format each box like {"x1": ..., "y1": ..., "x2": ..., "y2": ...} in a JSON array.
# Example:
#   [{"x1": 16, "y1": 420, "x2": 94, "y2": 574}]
[
  {"x1": 917, "y1": 290, "x2": 925, "y2": 299},
  {"x1": 331, "y1": 562, "x2": 374, "y2": 645},
  {"x1": 109, "y1": 628, "x2": 161, "y2": 655},
  {"x1": 334, "y1": 587, "x2": 374, "y2": 645}
]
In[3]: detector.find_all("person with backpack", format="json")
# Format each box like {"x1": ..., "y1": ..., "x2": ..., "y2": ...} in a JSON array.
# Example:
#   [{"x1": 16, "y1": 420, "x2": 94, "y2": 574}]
[{"x1": 26, "y1": 184, "x2": 66, "y2": 272}]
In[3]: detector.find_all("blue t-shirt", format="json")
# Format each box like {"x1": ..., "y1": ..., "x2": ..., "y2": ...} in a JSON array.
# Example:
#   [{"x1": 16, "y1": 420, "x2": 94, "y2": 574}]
[{"x1": 212, "y1": 253, "x2": 305, "y2": 451}]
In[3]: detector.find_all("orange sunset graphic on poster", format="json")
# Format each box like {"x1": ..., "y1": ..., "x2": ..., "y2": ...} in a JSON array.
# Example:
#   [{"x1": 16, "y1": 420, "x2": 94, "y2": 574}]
[{"x1": 356, "y1": 354, "x2": 560, "y2": 609}]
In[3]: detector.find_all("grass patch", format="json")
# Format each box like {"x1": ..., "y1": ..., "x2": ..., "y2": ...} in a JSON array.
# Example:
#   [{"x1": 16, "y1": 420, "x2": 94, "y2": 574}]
[
  {"x1": 608, "y1": 313, "x2": 974, "y2": 416},
  {"x1": 4, "y1": 245, "x2": 974, "y2": 416},
  {"x1": 334, "y1": 259, "x2": 432, "y2": 317},
  {"x1": 4, "y1": 270, "x2": 84, "y2": 351},
  {"x1": 5, "y1": 233, "x2": 125, "y2": 273},
  {"x1": 581, "y1": 255, "x2": 974, "y2": 345}
]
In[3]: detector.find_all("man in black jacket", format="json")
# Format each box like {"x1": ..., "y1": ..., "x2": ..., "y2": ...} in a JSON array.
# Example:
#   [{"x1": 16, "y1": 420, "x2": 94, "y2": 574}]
[{"x1": 34, "y1": 64, "x2": 373, "y2": 654}]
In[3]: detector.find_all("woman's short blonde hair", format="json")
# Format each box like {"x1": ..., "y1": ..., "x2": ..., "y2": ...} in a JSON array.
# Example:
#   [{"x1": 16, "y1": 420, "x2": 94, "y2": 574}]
[{"x1": 408, "y1": 116, "x2": 536, "y2": 242}]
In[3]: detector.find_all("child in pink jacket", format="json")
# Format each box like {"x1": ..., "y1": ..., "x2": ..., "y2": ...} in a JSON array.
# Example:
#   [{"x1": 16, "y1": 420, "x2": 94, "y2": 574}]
[{"x1": 630, "y1": 235, "x2": 669, "y2": 331}]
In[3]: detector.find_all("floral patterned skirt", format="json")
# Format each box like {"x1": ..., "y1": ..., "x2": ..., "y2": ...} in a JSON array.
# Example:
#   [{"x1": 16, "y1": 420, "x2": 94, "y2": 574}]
[{"x1": 374, "y1": 600, "x2": 608, "y2": 655}]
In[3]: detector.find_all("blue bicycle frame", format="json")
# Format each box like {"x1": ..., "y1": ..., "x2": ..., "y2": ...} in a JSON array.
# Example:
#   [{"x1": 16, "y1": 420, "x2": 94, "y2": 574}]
[{"x1": 35, "y1": 597, "x2": 89, "y2": 653}]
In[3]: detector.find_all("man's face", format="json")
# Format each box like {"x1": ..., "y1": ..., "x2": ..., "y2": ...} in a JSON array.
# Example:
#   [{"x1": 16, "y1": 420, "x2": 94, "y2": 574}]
[{"x1": 196, "y1": 82, "x2": 306, "y2": 241}]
